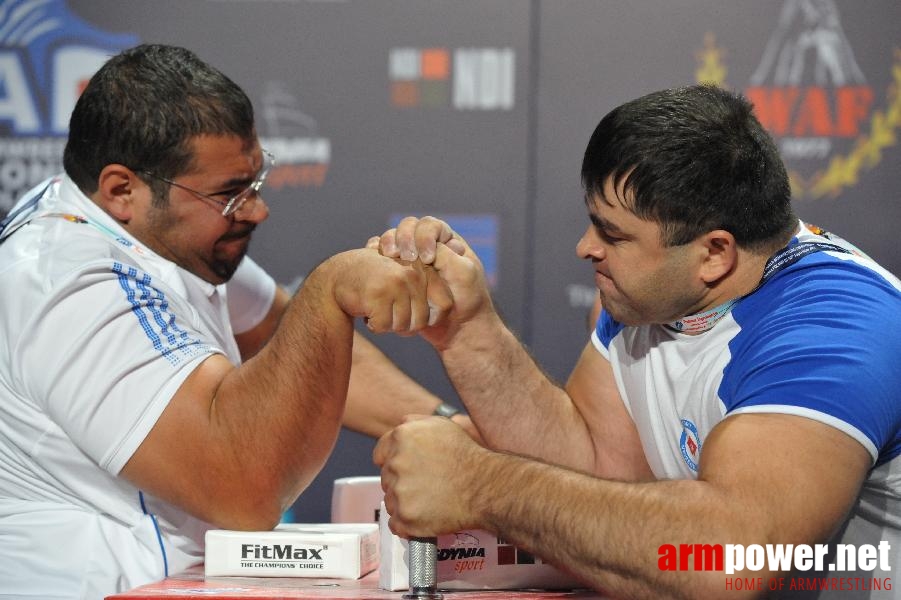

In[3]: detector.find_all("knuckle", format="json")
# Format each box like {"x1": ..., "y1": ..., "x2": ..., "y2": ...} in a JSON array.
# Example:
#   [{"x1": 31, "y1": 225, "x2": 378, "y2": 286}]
[{"x1": 398, "y1": 216, "x2": 419, "y2": 231}]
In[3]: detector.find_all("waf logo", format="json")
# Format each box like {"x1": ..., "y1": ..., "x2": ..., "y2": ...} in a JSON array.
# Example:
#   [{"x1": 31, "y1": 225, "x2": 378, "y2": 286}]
[
  {"x1": 389, "y1": 47, "x2": 514, "y2": 110},
  {"x1": 257, "y1": 81, "x2": 331, "y2": 190},
  {"x1": 679, "y1": 419, "x2": 703, "y2": 473},
  {"x1": 0, "y1": 0, "x2": 138, "y2": 212},
  {"x1": 694, "y1": 0, "x2": 900, "y2": 200}
]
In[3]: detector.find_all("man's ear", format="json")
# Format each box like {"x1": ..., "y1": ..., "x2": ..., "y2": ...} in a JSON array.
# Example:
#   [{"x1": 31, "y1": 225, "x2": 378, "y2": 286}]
[
  {"x1": 95, "y1": 165, "x2": 143, "y2": 223},
  {"x1": 697, "y1": 229, "x2": 738, "y2": 284}
]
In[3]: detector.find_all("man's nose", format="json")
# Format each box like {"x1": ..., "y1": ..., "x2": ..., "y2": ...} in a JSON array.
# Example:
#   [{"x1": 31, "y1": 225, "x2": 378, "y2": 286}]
[
  {"x1": 576, "y1": 226, "x2": 604, "y2": 260},
  {"x1": 234, "y1": 195, "x2": 269, "y2": 223}
]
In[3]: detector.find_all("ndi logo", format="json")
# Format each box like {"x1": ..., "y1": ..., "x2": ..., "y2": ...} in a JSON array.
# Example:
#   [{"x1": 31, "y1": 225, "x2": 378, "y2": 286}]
[
  {"x1": 389, "y1": 47, "x2": 515, "y2": 110},
  {"x1": 0, "y1": 0, "x2": 137, "y2": 212}
]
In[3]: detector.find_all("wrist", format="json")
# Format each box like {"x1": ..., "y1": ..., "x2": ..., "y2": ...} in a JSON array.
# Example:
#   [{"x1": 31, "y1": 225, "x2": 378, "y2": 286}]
[
  {"x1": 327, "y1": 249, "x2": 373, "y2": 318},
  {"x1": 437, "y1": 309, "x2": 506, "y2": 359}
]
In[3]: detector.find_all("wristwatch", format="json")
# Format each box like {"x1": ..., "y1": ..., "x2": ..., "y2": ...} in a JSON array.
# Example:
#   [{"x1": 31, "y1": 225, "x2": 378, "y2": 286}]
[{"x1": 432, "y1": 402, "x2": 461, "y2": 418}]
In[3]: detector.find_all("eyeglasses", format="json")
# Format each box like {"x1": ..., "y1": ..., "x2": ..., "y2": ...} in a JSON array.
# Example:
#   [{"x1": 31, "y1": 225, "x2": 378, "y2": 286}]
[{"x1": 138, "y1": 149, "x2": 275, "y2": 217}]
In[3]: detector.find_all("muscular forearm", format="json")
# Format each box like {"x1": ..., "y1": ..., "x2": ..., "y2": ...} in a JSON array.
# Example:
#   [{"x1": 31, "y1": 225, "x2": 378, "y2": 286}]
[
  {"x1": 472, "y1": 453, "x2": 765, "y2": 600},
  {"x1": 378, "y1": 420, "x2": 762, "y2": 599},
  {"x1": 126, "y1": 249, "x2": 470, "y2": 529},
  {"x1": 208, "y1": 255, "x2": 354, "y2": 523},
  {"x1": 377, "y1": 381, "x2": 867, "y2": 600},
  {"x1": 344, "y1": 332, "x2": 444, "y2": 437},
  {"x1": 122, "y1": 257, "x2": 354, "y2": 529},
  {"x1": 437, "y1": 313, "x2": 596, "y2": 470}
]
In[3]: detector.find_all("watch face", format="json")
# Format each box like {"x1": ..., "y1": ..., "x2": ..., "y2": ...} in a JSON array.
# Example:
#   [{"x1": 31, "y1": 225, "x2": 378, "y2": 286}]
[{"x1": 434, "y1": 403, "x2": 460, "y2": 418}]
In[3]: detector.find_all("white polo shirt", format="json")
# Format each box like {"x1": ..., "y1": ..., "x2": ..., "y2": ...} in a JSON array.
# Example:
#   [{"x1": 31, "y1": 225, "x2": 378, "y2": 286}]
[{"x1": 0, "y1": 176, "x2": 276, "y2": 598}]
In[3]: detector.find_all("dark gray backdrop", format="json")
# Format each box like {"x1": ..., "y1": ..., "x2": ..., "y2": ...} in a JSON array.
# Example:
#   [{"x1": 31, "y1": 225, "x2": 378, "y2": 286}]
[{"x1": 2, "y1": 0, "x2": 898, "y2": 523}]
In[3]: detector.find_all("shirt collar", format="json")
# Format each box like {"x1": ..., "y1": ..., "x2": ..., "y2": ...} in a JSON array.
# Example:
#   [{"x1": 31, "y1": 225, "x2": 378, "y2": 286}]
[{"x1": 59, "y1": 175, "x2": 220, "y2": 298}]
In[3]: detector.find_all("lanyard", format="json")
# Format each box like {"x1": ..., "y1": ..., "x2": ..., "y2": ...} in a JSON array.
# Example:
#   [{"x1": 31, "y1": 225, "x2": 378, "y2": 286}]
[
  {"x1": 666, "y1": 240, "x2": 851, "y2": 334},
  {"x1": 0, "y1": 210, "x2": 150, "y2": 257}
]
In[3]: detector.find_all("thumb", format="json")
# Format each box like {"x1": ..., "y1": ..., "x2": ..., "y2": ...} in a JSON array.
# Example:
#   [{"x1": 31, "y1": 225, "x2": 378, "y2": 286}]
[
  {"x1": 372, "y1": 431, "x2": 392, "y2": 467},
  {"x1": 445, "y1": 237, "x2": 467, "y2": 257},
  {"x1": 424, "y1": 265, "x2": 454, "y2": 326},
  {"x1": 432, "y1": 241, "x2": 485, "y2": 283},
  {"x1": 431, "y1": 240, "x2": 466, "y2": 274}
]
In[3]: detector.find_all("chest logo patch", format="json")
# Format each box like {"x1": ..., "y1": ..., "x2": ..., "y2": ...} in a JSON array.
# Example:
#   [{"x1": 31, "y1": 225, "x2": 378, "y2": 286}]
[{"x1": 679, "y1": 418, "x2": 703, "y2": 472}]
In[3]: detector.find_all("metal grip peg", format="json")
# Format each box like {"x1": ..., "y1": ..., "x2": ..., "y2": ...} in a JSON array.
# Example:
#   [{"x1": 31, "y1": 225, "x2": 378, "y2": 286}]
[{"x1": 403, "y1": 537, "x2": 442, "y2": 599}]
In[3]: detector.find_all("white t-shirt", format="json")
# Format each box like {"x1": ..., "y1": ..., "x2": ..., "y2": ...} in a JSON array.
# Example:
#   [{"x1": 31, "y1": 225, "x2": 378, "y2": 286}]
[
  {"x1": 0, "y1": 176, "x2": 276, "y2": 598},
  {"x1": 591, "y1": 223, "x2": 901, "y2": 598}
]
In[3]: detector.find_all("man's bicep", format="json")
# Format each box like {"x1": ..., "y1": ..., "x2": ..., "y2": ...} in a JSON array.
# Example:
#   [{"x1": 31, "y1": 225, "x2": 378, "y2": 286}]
[
  {"x1": 699, "y1": 412, "x2": 870, "y2": 545},
  {"x1": 17, "y1": 267, "x2": 220, "y2": 473},
  {"x1": 119, "y1": 353, "x2": 237, "y2": 520},
  {"x1": 565, "y1": 342, "x2": 654, "y2": 481}
]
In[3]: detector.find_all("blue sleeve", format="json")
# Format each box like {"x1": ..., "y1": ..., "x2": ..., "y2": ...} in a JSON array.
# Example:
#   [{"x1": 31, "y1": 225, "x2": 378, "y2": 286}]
[
  {"x1": 594, "y1": 309, "x2": 625, "y2": 350},
  {"x1": 722, "y1": 258, "x2": 901, "y2": 465}
]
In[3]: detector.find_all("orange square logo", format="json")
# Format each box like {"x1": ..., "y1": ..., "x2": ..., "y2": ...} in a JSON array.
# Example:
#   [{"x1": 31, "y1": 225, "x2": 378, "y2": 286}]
[{"x1": 421, "y1": 48, "x2": 449, "y2": 80}]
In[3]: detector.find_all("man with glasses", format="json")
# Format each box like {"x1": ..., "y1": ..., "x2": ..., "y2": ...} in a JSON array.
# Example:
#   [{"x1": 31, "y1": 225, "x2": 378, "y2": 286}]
[
  {"x1": 0, "y1": 44, "x2": 458, "y2": 598},
  {"x1": 138, "y1": 148, "x2": 276, "y2": 218}
]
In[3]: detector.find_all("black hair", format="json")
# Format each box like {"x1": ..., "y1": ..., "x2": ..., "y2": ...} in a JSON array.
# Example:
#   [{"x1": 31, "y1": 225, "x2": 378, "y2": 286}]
[
  {"x1": 63, "y1": 44, "x2": 255, "y2": 198},
  {"x1": 581, "y1": 84, "x2": 797, "y2": 252}
]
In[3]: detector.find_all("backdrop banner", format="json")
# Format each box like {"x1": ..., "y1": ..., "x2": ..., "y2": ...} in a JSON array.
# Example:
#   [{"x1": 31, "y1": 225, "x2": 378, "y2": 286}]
[{"x1": 2, "y1": 0, "x2": 898, "y2": 523}]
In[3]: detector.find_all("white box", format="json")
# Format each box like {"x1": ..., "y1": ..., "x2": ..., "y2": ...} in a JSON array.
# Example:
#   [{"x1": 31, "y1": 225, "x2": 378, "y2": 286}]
[
  {"x1": 331, "y1": 476, "x2": 384, "y2": 523},
  {"x1": 378, "y1": 502, "x2": 582, "y2": 590},
  {"x1": 205, "y1": 522, "x2": 379, "y2": 578}
]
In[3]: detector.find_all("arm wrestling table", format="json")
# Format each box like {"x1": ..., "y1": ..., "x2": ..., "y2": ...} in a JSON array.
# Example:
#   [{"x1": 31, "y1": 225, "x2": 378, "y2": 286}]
[{"x1": 105, "y1": 565, "x2": 606, "y2": 600}]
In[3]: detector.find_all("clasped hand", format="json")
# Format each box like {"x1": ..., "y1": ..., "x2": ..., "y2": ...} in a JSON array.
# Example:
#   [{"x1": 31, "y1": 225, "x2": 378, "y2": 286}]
[
  {"x1": 364, "y1": 216, "x2": 492, "y2": 346},
  {"x1": 331, "y1": 249, "x2": 450, "y2": 335}
]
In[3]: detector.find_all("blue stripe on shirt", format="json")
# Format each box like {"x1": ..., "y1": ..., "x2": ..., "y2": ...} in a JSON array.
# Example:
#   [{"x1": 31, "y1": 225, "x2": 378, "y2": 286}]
[{"x1": 112, "y1": 262, "x2": 209, "y2": 365}]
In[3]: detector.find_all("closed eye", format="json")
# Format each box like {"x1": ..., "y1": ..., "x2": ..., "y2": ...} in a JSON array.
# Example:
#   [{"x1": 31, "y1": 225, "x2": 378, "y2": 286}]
[
  {"x1": 589, "y1": 214, "x2": 627, "y2": 244},
  {"x1": 598, "y1": 228, "x2": 625, "y2": 244},
  {"x1": 213, "y1": 187, "x2": 246, "y2": 201}
]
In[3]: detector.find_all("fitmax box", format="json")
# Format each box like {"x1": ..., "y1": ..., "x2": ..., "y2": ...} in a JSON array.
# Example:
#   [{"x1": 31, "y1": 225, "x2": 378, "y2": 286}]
[
  {"x1": 205, "y1": 522, "x2": 379, "y2": 579},
  {"x1": 378, "y1": 502, "x2": 582, "y2": 590}
]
